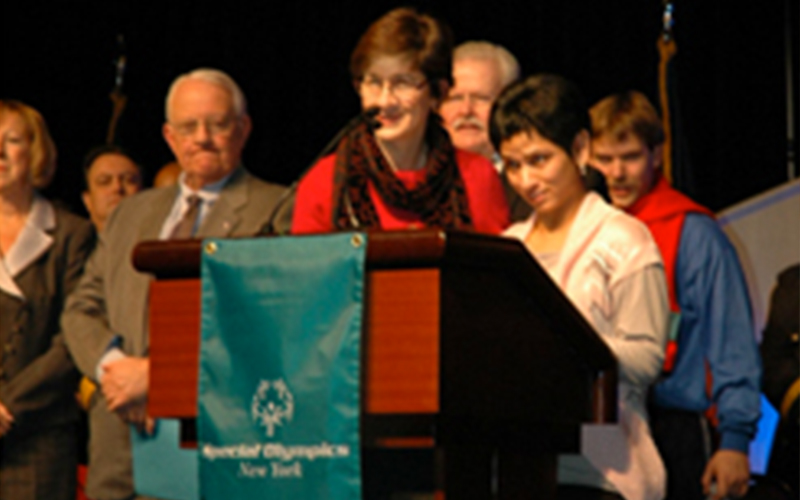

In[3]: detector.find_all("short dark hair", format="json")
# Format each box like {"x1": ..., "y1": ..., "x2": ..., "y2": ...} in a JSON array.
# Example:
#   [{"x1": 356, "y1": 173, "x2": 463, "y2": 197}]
[
  {"x1": 350, "y1": 7, "x2": 453, "y2": 99},
  {"x1": 489, "y1": 74, "x2": 590, "y2": 155},
  {"x1": 82, "y1": 144, "x2": 140, "y2": 189}
]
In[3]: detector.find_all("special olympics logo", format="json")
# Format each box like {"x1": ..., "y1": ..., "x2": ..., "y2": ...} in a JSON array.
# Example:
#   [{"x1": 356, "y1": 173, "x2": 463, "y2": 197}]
[{"x1": 251, "y1": 379, "x2": 294, "y2": 438}]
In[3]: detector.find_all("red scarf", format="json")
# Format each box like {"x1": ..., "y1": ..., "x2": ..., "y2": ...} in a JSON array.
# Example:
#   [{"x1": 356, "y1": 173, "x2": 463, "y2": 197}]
[
  {"x1": 626, "y1": 175, "x2": 713, "y2": 371},
  {"x1": 331, "y1": 117, "x2": 473, "y2": 231}
]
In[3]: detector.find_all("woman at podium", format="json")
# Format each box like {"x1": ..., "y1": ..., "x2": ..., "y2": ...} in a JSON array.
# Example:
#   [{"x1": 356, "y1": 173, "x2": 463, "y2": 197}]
[
  {"x1": 291, "y1": 7, "x2": 509, "y2": 234},
  {"x1": 491, "y1": 76, "x2": 669, "y2": 500}
]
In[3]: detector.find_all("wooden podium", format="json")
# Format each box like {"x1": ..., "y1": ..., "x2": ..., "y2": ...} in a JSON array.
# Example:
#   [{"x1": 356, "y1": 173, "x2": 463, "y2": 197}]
[{"x1": 133, "y1": 230, "x2": 617, "y2": 499}]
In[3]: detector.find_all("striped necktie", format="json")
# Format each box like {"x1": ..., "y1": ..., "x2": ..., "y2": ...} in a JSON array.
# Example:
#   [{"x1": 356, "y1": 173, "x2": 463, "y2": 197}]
[{"x1": 169, "y1": 195, "x2": 202, "y2": 239}]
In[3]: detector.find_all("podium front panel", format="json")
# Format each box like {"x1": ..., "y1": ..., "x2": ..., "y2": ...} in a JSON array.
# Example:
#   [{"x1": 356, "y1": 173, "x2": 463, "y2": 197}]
[
  {"x1": 149, "y1": 269, "x2": 444, "y2": 419},
  {"x1": 148, "y1": 278, "x2": 200, "y2": 418},
  {"x1": 363, "y1": 269, "x2": 440, "y2": 414}
]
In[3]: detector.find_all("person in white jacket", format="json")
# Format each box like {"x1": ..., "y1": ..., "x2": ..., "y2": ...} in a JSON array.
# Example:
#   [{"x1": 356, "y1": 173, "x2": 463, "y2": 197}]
[{"x1": 489, "y1": 74, "x2": 670, "y2": 500}]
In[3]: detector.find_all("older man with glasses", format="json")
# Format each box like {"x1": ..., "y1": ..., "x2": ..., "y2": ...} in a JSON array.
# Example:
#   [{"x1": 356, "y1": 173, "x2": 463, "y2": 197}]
[
  {"x1": 62, "y1": 68, "x2": 290, "y2": 500},
  {"x1": 439, "y1": 41, "x2": 532, "y2": 222}
]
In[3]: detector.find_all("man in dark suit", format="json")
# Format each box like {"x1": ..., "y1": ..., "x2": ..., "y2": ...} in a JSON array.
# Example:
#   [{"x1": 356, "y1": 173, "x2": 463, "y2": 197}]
[
  {"x1": 62, "y1": 68, "x2": 290, "y2": 500},
  {"x1": 81, "y1": 145, "x2": 143, "y2": 233}
]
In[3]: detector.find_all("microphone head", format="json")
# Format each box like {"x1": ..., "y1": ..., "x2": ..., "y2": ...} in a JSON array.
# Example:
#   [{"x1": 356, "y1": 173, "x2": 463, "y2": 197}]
[{"x1": 363, "y1": 106, "x2": 382, "y2": 130}]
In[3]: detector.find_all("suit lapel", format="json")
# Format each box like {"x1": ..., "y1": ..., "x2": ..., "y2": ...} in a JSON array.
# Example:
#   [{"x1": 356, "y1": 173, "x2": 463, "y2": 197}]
[
  {"x1": 134, "y1": 187, "x2": 178, "y2": 356},
  {"x1": 0, "y1": 260, "x2": 24, "y2": 299},
  {"x1": 197, "y1": 168, "x2": 247, "y2": 238},
  {"x1": 138, "y1": 186, "x2": 180, "y2": 242},
  {"x1": 0, "y1": 196, "x2": 55, "y2": 299}
]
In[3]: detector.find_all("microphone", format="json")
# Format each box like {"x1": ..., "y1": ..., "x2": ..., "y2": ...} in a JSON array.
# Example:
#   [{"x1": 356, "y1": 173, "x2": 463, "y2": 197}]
[
  {"x1": 362, "y1": 105, "x2": 381, "y2": 131},
  {"x1": 257, "y1": 106, "x2": 382, "y2": 236}
]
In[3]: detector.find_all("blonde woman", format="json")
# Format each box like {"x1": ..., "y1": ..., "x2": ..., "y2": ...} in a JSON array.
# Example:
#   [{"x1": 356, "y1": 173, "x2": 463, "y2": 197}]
[{"x1": 0, "y1": 100, "x2": 94, "y2": 499}]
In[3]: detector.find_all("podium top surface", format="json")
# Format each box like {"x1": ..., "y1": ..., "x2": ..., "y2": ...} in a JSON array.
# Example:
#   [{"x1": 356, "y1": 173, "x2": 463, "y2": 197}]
[{"x1": 134, "y1": 229, "x2": 517, "y2": 277}]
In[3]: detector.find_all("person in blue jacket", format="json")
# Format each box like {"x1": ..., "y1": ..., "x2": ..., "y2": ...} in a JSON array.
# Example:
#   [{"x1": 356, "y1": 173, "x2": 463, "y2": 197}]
[{"x1": 589, "y1": 91, "x2": 762, "y2": 500}]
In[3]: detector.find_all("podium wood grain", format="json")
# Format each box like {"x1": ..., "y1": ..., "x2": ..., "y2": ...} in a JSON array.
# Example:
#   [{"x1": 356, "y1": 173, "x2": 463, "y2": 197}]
[{"x1": 148, "y1": 269, "x2": 442, "y2": 418}]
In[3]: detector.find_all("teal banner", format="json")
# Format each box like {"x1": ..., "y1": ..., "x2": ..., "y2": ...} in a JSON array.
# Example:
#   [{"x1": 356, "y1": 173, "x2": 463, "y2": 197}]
[
  {"x1": 131, "y1": 420, "x2": 198, "y2": 500},
  {"x1": 198, "y1": 234, "x2": 365, "y2": 500}
]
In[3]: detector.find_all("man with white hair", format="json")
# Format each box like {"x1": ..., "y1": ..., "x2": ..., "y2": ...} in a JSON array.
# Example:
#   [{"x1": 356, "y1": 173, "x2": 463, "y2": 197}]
[
  {"x1": 439, "y1": 41, "x2": 530, "y2": 220},
  {"x1": 63, "y1": 68, "x2": 289, "y2": 500},
  {"x1": 441, "y1": 41, "x2": 519, "y2": 161}
]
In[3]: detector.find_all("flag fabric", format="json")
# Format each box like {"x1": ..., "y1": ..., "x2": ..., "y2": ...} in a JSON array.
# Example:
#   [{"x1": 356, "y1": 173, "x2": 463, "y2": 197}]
[
  {"x1": 130, "y1": 420, "x2": 199, "y2": 500},
  {"x1": 197, "y1": 234, "x2": 365, "y2": 500}
]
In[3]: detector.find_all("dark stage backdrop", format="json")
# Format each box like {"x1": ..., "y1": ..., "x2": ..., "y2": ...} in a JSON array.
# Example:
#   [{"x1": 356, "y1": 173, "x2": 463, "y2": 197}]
[{"x1": 3, "y1": 1, "x2": 791, "y2": 215}]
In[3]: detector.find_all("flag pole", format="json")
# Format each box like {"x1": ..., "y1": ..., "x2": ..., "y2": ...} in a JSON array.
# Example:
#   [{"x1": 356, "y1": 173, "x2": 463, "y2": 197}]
[
  {"x1": 657, "y1": 2, "x2": 677, "y2": 184},
  {"x1": 106, "y1": 34, "x2": 127, "y2": 145}
]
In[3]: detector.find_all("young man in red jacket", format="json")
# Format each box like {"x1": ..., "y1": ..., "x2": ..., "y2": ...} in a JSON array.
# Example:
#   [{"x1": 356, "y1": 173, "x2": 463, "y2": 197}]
[{"x1": 589, "y1": 91, "x2": 761, "y2": 500}]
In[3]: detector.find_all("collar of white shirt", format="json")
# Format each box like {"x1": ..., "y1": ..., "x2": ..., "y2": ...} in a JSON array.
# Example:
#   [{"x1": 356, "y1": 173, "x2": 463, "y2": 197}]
[{"x1": 158, "y1": 169, "x2": 236, "y2": 240}]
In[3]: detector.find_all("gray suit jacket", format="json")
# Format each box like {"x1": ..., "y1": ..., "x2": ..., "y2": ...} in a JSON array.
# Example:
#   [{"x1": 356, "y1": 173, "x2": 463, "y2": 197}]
[{"x1": 62, "y1": 167, "x2": 290, "y2": 500}]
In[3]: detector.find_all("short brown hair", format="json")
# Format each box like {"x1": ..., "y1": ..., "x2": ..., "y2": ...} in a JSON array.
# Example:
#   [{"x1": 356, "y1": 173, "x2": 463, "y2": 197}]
[
  {"x1": 0, "y1": 100, "x2": 57, "y2": 188},
  {"x1": 350, "y1": 7, "x2": 453, "y2": 98},
  {"x1": 589, "y1": 91, "x2": 664, "y2": 150}
]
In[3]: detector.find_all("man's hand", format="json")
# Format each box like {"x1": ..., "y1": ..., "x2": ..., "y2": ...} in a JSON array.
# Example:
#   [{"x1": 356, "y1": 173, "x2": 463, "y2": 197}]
[
  {"x1": 702, "y1": 449, "x2": 750, "y2": 499},
  {"x1": 100, "y1": 356, "x2": 149, "y2": 411},
  {"x1": 117, "y1": 399, "x2": 156, "y2": 436},
  {"x1": 0, "y1": 402, "x2": 14, "y2": 437}
]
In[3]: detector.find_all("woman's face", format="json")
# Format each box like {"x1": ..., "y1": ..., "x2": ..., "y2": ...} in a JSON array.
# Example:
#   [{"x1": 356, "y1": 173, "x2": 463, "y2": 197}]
[
  {"x1": 0, "y1": 112, "x2": 33, "y2": 194},
  {"x1": 500, "y1": 129, "x2": 587, "y2": 218},
  {"x1": 358, "y1": 54, "x2": 436, "y2": 147}
]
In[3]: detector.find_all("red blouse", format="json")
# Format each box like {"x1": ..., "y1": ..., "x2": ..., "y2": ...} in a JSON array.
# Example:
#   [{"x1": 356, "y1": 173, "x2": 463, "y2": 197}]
[{"x1": 291, "y1": 149, "x2": 510, "y2": 234}]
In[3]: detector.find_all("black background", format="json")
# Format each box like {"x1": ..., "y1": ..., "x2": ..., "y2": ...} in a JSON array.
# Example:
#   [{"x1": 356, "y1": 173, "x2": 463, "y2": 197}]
[{"x1": 3, "y1": 1, "x2": 795, "y2": 215}]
